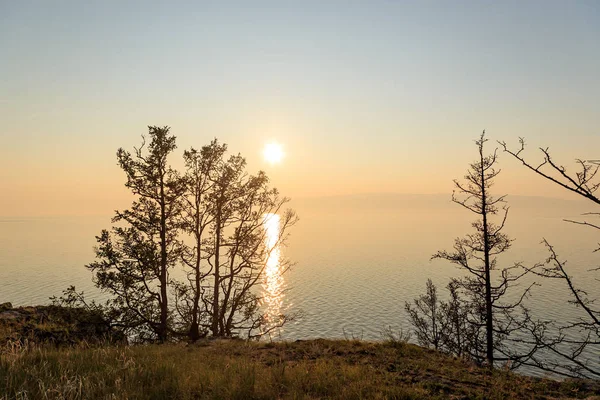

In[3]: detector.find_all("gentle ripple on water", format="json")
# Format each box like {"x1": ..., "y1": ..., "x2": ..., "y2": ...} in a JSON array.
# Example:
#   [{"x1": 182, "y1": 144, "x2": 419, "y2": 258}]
[{"x1": 1, "y1": 196, "x2": 598, "y2": 377}]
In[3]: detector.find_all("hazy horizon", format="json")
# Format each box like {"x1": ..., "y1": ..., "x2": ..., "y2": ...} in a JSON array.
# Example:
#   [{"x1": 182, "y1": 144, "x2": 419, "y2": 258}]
[
  {"x1": 0, "y1": 191, "x2": 592, "y2": 218},
  {"x1": 2, "y1": 1, "x2": 599, "y2": 216},
  {"x1": 2, "y1": 2, "x2": 600, "y2": 385}
]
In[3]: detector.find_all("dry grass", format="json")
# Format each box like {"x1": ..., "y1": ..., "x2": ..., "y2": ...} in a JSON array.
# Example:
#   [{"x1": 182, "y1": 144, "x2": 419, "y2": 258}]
[{"x1": 1, "y1": 338, "x2": 599, "y2": 399}]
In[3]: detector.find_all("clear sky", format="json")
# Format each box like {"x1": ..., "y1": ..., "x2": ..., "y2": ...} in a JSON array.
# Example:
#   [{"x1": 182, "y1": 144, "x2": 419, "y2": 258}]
[{"x1": 1, "y1": 1, "x2": 599, "y2": 216}]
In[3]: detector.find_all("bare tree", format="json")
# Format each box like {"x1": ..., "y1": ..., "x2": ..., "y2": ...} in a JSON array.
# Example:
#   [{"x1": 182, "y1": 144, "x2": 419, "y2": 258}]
[
  {"x1": 428, "y1": 131, "x2": 535, "y2": 367},
  {"x1": 406, "y1": 279, "x2": 478, "y2": 358},
  {"x1": 500, "y1": 138, "x2": 600, "y2": 378},
  {"x1": 500, "y1": 138, "x2": 600, "y2": 207},
  {"x1": 440, "y1": 280, "x2": 473, "y2": 358},
  {"x1": 405, "y1": 279, "x2": 443, "y2": 350}
]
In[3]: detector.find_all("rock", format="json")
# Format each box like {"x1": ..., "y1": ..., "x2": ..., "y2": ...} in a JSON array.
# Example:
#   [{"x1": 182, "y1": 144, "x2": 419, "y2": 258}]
[{"x1": 0, "y1": 302, "x2": 12, "y2": 312}]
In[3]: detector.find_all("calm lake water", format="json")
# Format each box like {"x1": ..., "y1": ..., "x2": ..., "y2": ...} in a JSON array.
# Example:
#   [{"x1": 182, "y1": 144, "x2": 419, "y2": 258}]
[{"x1": 1, "y1": 194, "x2": 598, "y2": 376}]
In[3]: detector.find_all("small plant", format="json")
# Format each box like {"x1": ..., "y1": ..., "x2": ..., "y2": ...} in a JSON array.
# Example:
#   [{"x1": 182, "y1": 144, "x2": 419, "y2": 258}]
[
  {"x1": 342, "y1": 328, "x2": 364, "y2": 341},
  {"x1": 381, "y1": 325, "x2": 412, "y2": 345}
]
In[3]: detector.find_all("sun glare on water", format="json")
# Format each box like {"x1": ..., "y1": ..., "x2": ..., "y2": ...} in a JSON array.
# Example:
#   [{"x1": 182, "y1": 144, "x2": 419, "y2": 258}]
[
  {"x1": 262, "y1": 213, "x2": 283, "y2": 324},
  {"x1": 263, "y1": 142, "x2": 285, "y2": 165}
]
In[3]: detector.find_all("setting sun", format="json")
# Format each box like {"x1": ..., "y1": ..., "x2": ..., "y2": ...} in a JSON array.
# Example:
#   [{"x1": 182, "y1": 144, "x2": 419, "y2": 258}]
[
  {"x1": 263, "y1": 142, "x2": 285, "y2": 165},
  {"x1": 3, "y1": 2, "x2": 600, "y2": 393}
]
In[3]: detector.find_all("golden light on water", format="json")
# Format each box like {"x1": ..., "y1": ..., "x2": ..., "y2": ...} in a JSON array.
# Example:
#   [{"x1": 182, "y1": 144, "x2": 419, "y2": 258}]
[{"x1": 263, "y1": 213, "x2": 283, "y2": 323}]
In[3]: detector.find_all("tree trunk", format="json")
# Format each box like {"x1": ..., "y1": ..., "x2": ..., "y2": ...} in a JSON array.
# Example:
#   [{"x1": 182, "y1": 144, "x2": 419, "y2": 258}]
[
  {"x1": 159, "y1": 176, "x2": 169, "y2": 343},
  {"x1": 211, "y1": 206, "x2": 222, "y2": 337},
  {"x1": 189, "y1": 217, "x2": 202, "y2": 341},
  {"x1": 480, "y1": 149, "x2": 494, "y2": 367}
]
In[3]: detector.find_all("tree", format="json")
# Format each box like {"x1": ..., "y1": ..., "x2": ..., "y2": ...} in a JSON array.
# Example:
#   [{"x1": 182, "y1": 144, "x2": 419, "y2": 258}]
[
  {"x1": 406, "y1": 279, "x2": 475, "y2": 358},
  {"x1": 405, "y1": 279, "x2": 443, "y2": 351},
  {"x1": 177, "y1": 140, "x2": 227, "y2": 341},
  {"x1": 500, "y1": 139, "x2": 600, "y2": 207},
  {"x1": 206, "y1": 163, "x2": 298, "y2": 337},
  {"x1": 175, "y1": 142, "x2": 298, "y2": 339},
  {"x1": 86, "y1": 126, "x2": 186, "y2": 342},
  {"x1": 439, "y1": 280, "x2": 472, "y2": 358},
  {"x1": 207, "y1": 153, "x2": 247, "y2": 337},
  {"x1": 500, "y1": 138, "x2": 600, "y2": 378},
  {"x1": 64, "y1": 128, "x2": 298, "y2": 343},
  {"x1": 426, "y1": 131, "x2": 535, "y2": 367}
]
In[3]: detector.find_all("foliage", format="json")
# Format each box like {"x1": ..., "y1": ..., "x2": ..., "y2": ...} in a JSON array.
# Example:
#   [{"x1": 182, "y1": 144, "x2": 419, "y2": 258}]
[
  {"x1": 60, "y1": 127, "x2": 298, "y2": 343},
  {"x1": 85, "y1": 126, "x2": 186, "y2": 343}
]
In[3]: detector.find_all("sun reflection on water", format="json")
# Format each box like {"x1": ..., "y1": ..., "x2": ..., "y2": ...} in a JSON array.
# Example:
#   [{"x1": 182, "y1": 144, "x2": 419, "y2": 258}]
[{"x1": 263, "y1": 213, "x2": 283, "y2": 324}]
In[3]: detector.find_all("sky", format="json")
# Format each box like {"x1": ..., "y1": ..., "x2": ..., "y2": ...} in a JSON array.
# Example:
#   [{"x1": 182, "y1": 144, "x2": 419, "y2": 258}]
[{"x1": 1, "y1": 1, "x2": 599, "y2": 216}]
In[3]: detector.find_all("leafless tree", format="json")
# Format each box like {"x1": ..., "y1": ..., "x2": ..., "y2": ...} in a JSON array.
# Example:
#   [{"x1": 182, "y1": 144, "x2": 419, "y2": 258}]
[
  {"x1": 406, "y1": 279, "x2": 443, "y2": 350},
  {"x1": 418, "y1": 131, "x2": 536, "y2": 368},
  {"x1": 406, "y1": 279, "x2": 473, "y2": 356},
  {"x1": 407, "y1": 279, "x2": 482, "y2": 359},
  {"x1": 500, "y1": 138, "x2": 600, "y2": 378}
]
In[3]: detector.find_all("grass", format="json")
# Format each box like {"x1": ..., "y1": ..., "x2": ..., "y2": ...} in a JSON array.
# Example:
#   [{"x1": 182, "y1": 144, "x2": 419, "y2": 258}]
[
  {"x1": 1, "y1": 338, "x2": 599, "y2": 399},
  {"x1": 0, "y1": 305, "x2": 124, "y2": 347}
]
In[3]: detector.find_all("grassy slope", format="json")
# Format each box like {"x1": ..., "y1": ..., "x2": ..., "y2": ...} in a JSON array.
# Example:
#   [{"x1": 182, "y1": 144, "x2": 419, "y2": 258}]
[{"x1": 1, "y1": 339, "x2": 599, "y2": 400}]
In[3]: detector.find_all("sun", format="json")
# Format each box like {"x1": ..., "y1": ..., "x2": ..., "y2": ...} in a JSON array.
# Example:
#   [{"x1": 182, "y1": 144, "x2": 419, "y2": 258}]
[{"x1": 263, "y1": 142, "x2": 285, "y2": 165}]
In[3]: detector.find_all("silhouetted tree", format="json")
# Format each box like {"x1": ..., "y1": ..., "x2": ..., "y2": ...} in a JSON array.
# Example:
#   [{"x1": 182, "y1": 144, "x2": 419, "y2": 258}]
[
  {"x1": 413, "y1": 131, "x2": 536, "y2": 368},
  {"x1": 405, "y1": 279, "x2": 443, "y2": 350},
  {"x1": 440, "y1": 280, "x2": 472, "y2": 358},
  {"x1": 206, "y1": 153, "x2": 246, "y2": 336},
  {"x1": 176, "y1": 140, "x2": 227, "y2": 341},
  {"x1": 501, "y1": 138, "x2": 600, "y2": 378},
  {"x1": 62, "y1": 127, "x2": 298, "y2": 342},
  {"x1": 206, "y1": 163, "x2": 298, "y2": 337},
  {"x1": 406, "y1": 279, "x2": 474, "y2": 358},
  {"x1": 500, "y1": 139, "x2": 600, "y2": 207},
  {"x1": 175, "y1": 141, "x2": 298, "y2": 339},
  {"x1": 86, "y1": 126, "x2": 186, "y2": 342}
]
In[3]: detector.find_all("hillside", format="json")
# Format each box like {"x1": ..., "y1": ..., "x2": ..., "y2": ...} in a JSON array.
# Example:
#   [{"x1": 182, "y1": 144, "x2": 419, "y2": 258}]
[{"x1": 2, "y1": 338, "x2": 600, "y2": 399}]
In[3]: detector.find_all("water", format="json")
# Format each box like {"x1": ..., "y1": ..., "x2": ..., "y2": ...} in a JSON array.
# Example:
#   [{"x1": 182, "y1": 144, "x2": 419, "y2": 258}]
[
  {"x1": 263, "y1": 212, "x2": 284, "y2": 324},
  {"x1": 1, "y1": 194, "x2": 598, "y2": 376}
]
